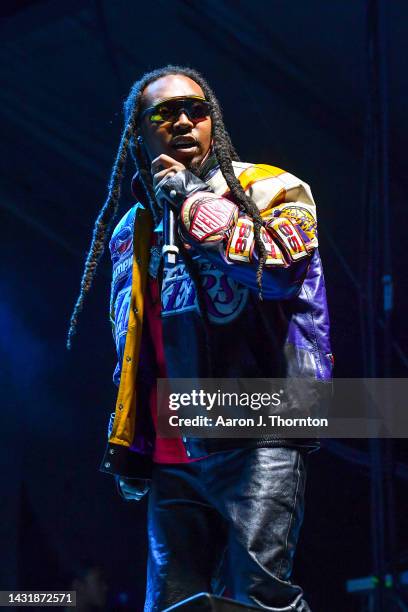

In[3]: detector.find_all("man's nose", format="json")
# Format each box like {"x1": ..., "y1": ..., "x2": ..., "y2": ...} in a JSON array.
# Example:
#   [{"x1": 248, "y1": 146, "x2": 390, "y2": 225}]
[{"x1": 173, "y1": 111, "x2": 194, "y2": 130}]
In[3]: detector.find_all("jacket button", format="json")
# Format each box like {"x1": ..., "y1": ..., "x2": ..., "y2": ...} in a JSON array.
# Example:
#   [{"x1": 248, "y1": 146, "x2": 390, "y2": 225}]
[
  {"x1": 135, "y1": 256, "x2": 141, "y2": 264},
  {"x1": 170, "y1": 189, "x2": 177, "y2": 198},
  {"x1": 104, "y1": 462, "x2": 111, "y2": 468},
  {"x1": 186, "y1": 450, "x2": 191, "y2": 457},
  {"x1": 126, "y1": 356, "x2": 132, "y2": 362},
  {"x1": 119, "y1": 403, "x2": 123, "y2": 411},
  {"x1": 109, "y1": 449, "x2": 115, "y2": 455},
  {"x1": 133, "y1": 307, "x2": 138, "y2": 314}
]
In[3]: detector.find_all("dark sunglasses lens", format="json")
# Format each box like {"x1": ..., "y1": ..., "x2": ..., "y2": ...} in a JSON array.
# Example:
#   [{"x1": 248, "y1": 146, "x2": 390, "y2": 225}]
[
  {"x1": 150, "y1": 103, "x2": 172, "y2": 122},
  {"x1": 188, "y1": 100, "x2": 210, "y2": 119}
]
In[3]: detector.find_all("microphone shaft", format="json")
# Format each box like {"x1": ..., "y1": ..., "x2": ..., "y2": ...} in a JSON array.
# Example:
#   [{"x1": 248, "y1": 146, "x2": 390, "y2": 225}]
[{"x1": 163, "y1": 202, "x2": 178, "y2": 265}]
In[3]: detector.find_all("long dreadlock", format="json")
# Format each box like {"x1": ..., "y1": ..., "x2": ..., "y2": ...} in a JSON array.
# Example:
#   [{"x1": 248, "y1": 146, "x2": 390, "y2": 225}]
[{"x1": 66, "y1": 64, "x2": 267, "y2": 349}]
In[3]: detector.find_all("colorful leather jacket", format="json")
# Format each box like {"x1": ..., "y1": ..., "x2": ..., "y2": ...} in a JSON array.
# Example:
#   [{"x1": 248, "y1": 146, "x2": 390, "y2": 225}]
[{"x1": 99, "y1": 161, "x2": 332, "y2": 478}]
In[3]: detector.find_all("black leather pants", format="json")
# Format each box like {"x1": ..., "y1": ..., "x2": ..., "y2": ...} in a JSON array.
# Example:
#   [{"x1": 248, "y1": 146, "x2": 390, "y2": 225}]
[{"x1": 144, "y1": 447, "x2": 311, "y2": 611}]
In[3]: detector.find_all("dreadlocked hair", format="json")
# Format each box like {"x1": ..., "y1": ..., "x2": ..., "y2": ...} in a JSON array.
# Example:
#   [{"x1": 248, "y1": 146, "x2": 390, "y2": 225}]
[{"x1": 66, "y1": 64, "x2": 267, "y2": 348}]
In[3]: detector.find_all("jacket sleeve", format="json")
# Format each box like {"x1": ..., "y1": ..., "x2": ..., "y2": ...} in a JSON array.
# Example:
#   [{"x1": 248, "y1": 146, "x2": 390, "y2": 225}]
[
  {"x1": 109, "y1": 238, "x2": 122, "y2": 389},
  {"x1": 155, "y1": 168, "x2": 318, "y2": 300}
]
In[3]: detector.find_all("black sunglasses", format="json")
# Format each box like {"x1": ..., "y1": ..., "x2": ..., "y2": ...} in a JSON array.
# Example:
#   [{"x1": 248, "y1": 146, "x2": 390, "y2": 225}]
[{"x1": 140, "y1": 95, "x2": 211, "y2": 124}]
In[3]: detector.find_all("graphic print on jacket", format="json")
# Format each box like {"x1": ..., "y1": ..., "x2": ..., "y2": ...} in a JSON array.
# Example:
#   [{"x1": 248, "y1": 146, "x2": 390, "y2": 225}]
[
  {"x1": 161, "y1": 254, "x2": 249, "y2": 324},
  {"x1": 111, "y1": 225, "x2": 133, "y2": 275}
]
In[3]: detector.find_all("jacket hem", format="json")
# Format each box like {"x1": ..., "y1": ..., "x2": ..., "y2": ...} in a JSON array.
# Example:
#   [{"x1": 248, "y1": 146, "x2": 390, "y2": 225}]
[{"x1": 99, "y1": 442, "x2": 153, "y2": 478}]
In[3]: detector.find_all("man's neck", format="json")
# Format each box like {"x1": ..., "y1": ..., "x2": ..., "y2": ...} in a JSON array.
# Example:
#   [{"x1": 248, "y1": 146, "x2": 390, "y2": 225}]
[{"x1": 188, "y1": 148, "x2": 218, "y2": 179}]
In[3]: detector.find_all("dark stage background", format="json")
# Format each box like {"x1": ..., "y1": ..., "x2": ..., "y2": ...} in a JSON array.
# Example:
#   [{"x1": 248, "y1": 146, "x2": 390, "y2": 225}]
[{"x1": 1, "y1": 1, "x2": 407, "y2": 610}]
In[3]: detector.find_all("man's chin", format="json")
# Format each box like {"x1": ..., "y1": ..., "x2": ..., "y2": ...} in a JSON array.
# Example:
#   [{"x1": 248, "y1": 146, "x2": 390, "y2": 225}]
[{"x1": 171, "y1": 148, "x2": 201, "y2": 168}]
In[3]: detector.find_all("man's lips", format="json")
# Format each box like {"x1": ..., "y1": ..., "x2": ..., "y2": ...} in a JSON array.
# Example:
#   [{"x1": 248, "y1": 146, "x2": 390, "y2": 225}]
[{"x1": 171, "y1": 136, "x2": 198, "y2": 150}]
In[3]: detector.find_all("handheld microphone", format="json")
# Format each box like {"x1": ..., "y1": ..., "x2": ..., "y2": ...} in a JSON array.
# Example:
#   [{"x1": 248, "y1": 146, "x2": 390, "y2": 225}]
[
  {"x1": 162, "y1": 201, "x2": 179, "y2": 265},
  {"x1": 154, "y1": 172, "x2": 179, "y2": 266}
]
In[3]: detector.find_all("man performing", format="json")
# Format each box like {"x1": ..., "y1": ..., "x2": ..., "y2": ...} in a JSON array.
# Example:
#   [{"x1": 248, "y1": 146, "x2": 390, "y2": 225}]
[{"x1": 67, "y1": 65, "x2": 332, "y2": 611}]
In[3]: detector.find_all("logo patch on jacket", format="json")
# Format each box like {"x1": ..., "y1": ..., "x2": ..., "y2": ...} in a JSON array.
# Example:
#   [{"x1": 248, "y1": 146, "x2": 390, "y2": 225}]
[{"x1": 161, "y1": 258, "x2": 248, "y2": 324}]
